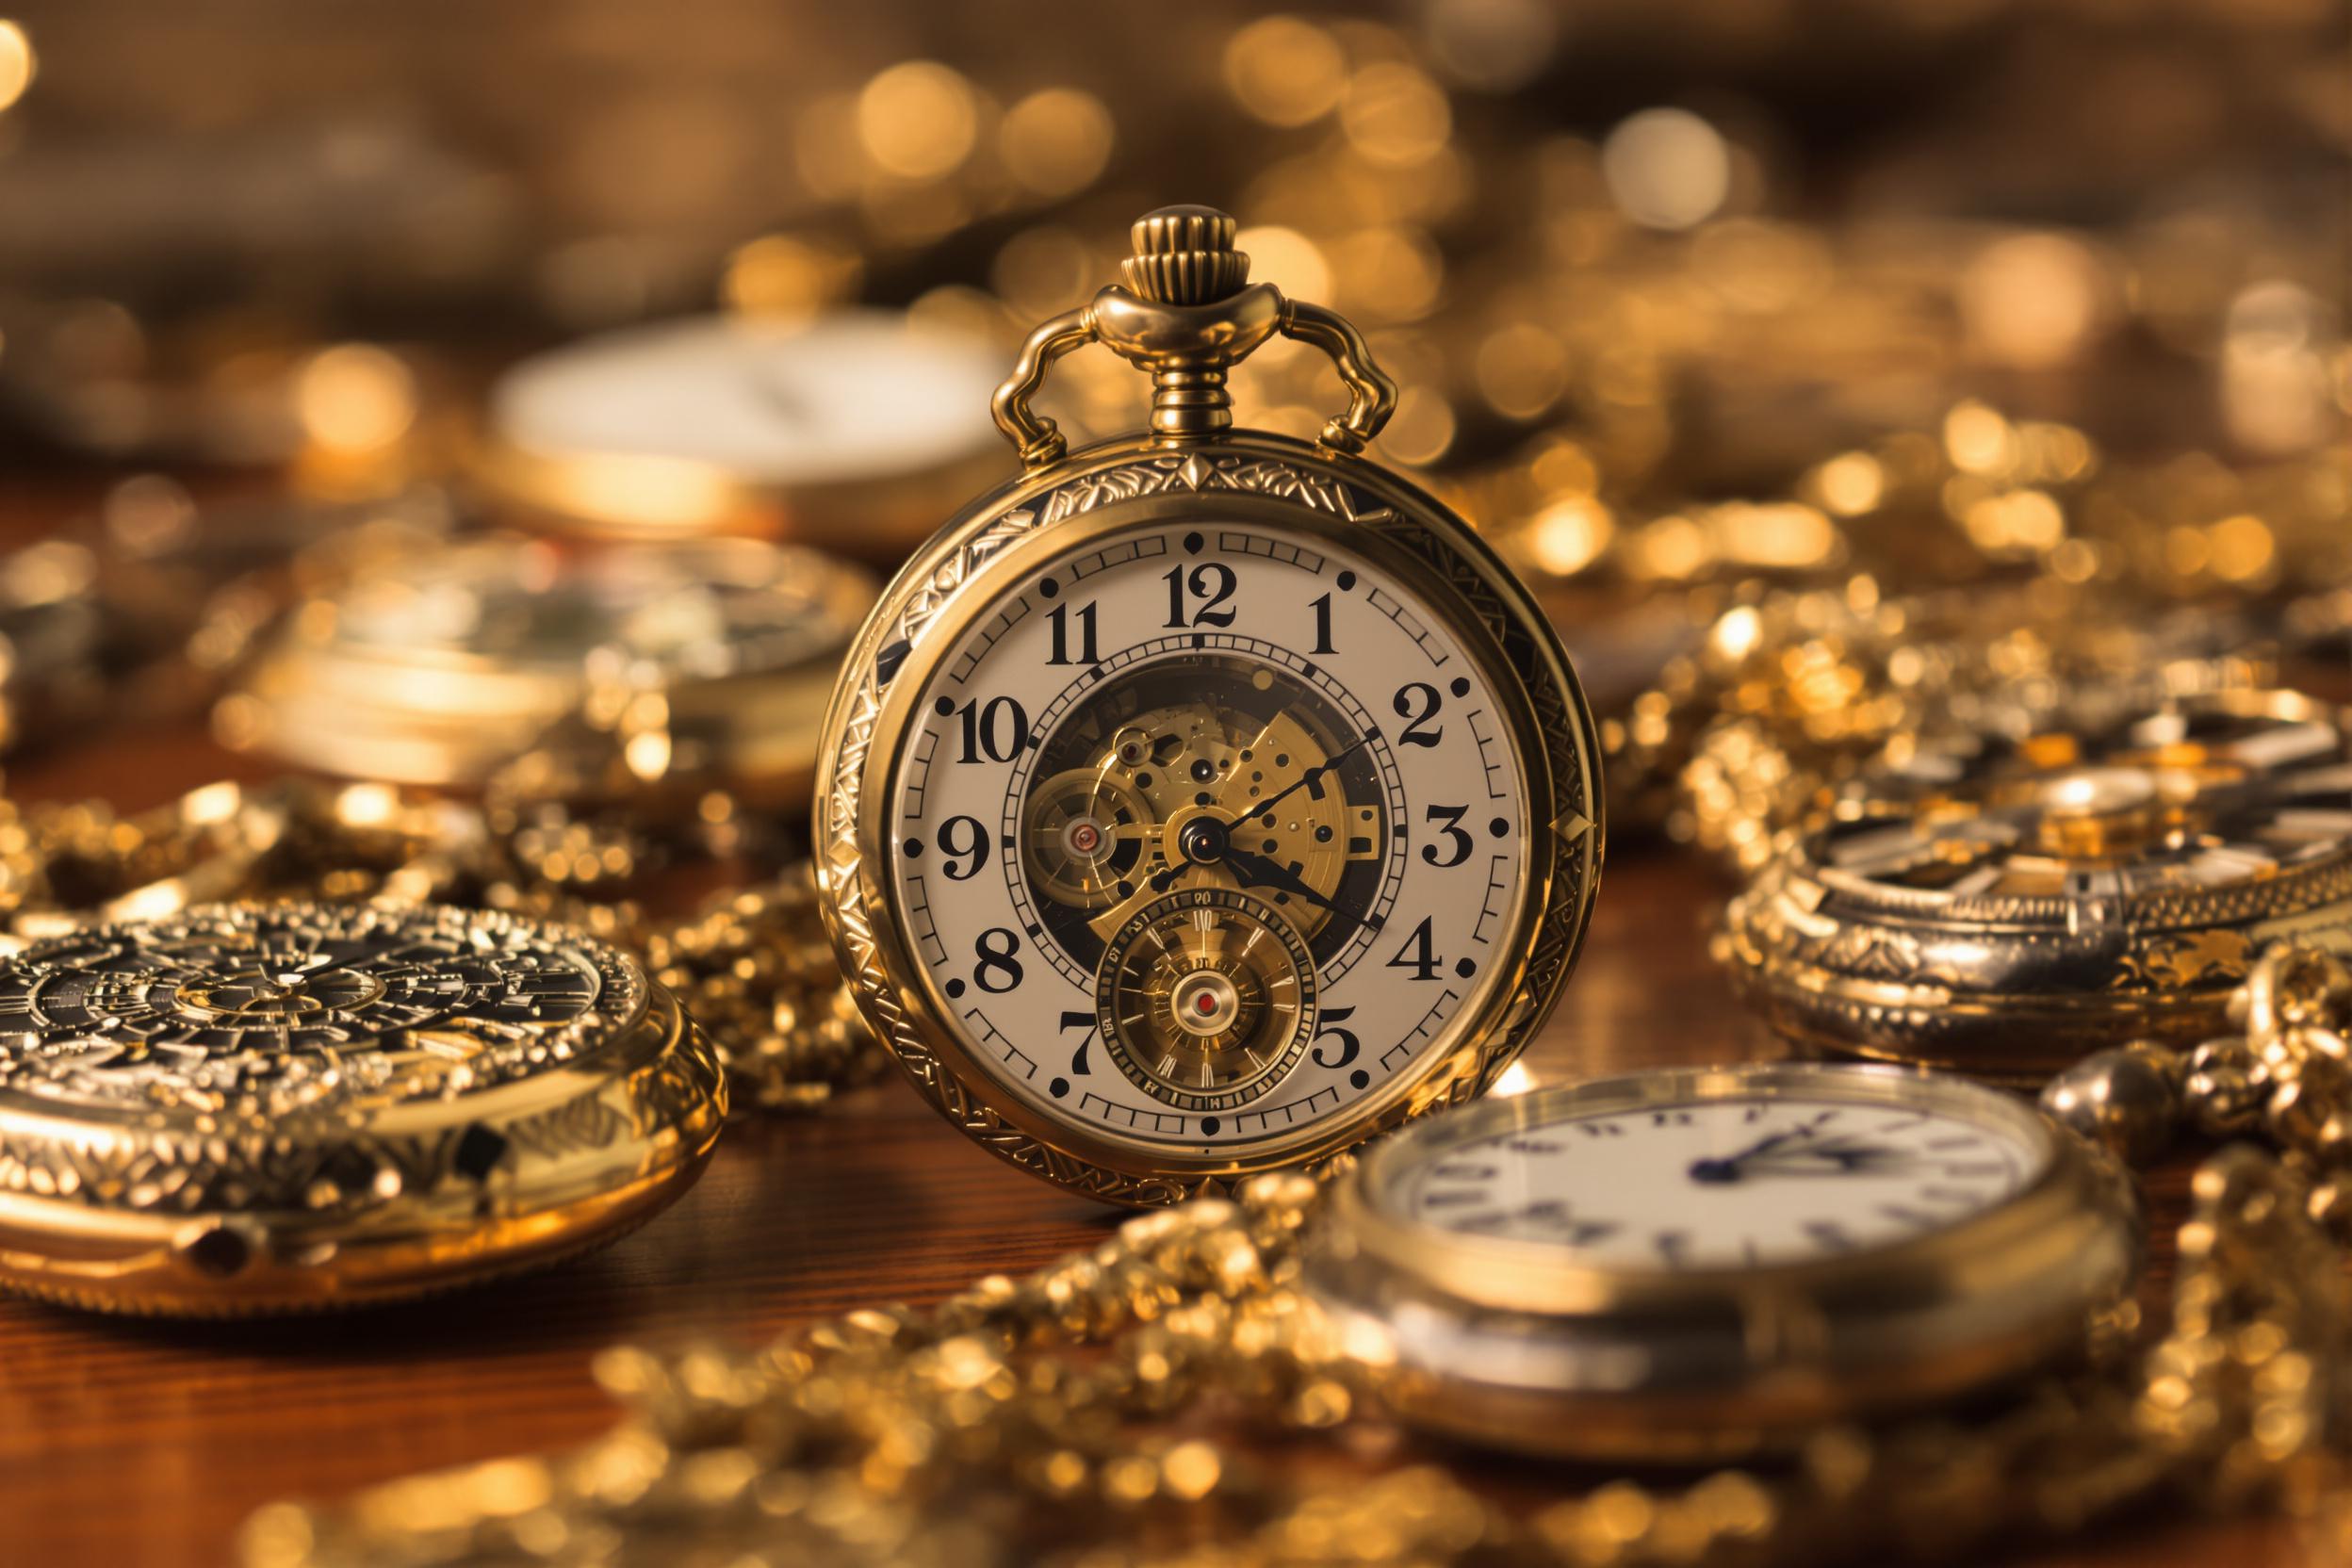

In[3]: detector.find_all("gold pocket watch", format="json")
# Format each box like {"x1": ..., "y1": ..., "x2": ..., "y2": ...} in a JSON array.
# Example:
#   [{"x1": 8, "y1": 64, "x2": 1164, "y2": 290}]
[
  {"x1": 1722, "y1": 687, "x2": 2352, "y2": 1081},
  {"x1": 1305, "y1": 1060, "x2": 2138, "y2": 1461},
  {"x1": 476, "y1": 309, "x2": 1007, "y2": 555},
  {"x1": 813, "y1": 206, "x2": 1604, "y2": 1205},
  {"x1": 0, "y1": 901, "x2": 725, "y2": 1315},
  {"x1": 225, "y1": 532, "x2": 874, "y2": 803}
]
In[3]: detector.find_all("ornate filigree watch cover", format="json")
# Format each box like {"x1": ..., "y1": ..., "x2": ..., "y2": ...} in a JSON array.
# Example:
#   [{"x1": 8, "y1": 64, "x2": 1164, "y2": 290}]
[
  {"x1": 813, "y1": 206, "x2": 1604, "y2": 1204},
  {"x1": 1722, "y1": 689, "x2": 2352, "y2": 1080},
  {"x1": 0, "y1": 902, "x2": 725, "y2": 1315}
]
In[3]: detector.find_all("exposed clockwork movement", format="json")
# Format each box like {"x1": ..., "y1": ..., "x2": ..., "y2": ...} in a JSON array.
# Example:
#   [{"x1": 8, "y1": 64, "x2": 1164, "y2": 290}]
[{"x1": 887, "y1": 524, "x2": 1537, "y2": 1146}]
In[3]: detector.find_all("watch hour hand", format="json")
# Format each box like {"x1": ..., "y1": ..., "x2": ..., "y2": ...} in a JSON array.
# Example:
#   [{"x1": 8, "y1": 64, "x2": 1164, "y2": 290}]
[{"x1": 1218, "y1": 847, "x2": 1359, "y2": 934}]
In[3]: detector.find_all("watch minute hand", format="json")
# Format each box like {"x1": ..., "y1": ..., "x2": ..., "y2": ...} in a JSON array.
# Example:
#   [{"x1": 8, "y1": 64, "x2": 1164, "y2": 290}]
[{"x1": 1236, "y1": 734, "x2": 1371, "y2": 825}]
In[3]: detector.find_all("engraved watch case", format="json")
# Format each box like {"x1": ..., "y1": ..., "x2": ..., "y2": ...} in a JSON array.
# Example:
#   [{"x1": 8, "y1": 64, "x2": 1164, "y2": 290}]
[
  {"x1": 1721, "y1": 688, "x2": 2352, "y2": 1081},
  {"x1": 0, "y1": 902, "x2": 726, "y2": 1315}
]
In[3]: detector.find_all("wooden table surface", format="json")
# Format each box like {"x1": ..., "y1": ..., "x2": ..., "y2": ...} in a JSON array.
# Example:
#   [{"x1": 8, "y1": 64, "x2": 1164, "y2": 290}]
[{"x1": 0, "y1": 698, "x2": 2318, "y2": 1568}]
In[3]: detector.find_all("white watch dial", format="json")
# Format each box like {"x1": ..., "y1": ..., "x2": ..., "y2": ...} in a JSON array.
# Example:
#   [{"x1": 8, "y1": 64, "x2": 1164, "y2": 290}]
[
  {"x1": 1389, "y1": 1090, "x2": 2050, "y2": 1269},
  {"x1": 885, "y1": 520, "x2": 1536, "y2": 1159},
  {"x1": 493, "y1": 310, "x2": 1004, "y2": 487}
]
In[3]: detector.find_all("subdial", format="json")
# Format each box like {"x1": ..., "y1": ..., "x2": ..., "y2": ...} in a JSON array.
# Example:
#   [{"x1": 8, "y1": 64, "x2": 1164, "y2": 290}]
[
  {"x1": 1021, "y1": 769, "x2": 1155, "y2": 908},
  {"x1": 1094, "y1": 888, "x2": 1318, "y2": 1113}
]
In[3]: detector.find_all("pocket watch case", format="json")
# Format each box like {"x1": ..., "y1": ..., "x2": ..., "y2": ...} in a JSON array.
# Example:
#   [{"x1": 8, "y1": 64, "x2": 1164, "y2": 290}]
[
  {"x1": 223, "y1": 532, "x2": 874, "y2": 803},
  {"x1": 0, "y1": 902, "x2": 726, "y2": 1315},
  {"x1": 1304, "y1": 1062, "x2": 2140, "y2": 1462},
  {"x1": 1721, "y1": 688, "x2": 2352, "y2": 1081}
]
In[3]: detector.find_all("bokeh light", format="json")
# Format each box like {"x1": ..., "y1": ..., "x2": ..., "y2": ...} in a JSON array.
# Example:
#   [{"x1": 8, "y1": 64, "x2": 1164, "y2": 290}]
[{"x1": 1602, "y1": 108, "x2": 1731, "y2": 230}]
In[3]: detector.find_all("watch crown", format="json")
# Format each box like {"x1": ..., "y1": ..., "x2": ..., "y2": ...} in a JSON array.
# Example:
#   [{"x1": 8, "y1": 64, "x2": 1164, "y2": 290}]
[{"x1": 1120, "y1": 204, "x2": 1251, "y2": 305}]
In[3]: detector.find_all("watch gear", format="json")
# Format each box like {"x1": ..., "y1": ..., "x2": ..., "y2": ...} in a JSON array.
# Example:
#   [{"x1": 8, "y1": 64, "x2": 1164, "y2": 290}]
[{"x1": 1094, "y1": 887, "x2": 1318, "y2": 1112}]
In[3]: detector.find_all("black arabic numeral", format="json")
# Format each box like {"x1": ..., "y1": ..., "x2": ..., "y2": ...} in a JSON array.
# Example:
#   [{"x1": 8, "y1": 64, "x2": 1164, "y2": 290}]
[
  {"x1": 1310, "y1": 1004, "x2": 1360, "y2": 1070},
  {"x1": 1386, "y1": 917, "x2": 1443, "y2": 981},
  {"x1": 972, "y1": 928, "x2": 1024, "y2": 993},
  {"x1": 954, "y1": 695, "x2": 1029, "y2": 763},
  {"x1": 1060, "y1": 1009, "x2": 1094, "y2": 1075},
  {"x1": 936, "y1": 815, "x2": 988, "y2": 880},
  {"x1": 1309, "y1": 592, "x2": 1336, "y2": 655},
  {"x1": 1421, "y1": 805, "x2": 1471, "y2": 867},
  {"x1": 1046, "y1": 600, "x2": 1098, "y2": 665},
  {"x1": 1394, "y1": 682, "x2": 1444, "y2": 747},
  {"x1": 1163, "y1": 563, "x2": 1237, "y2": 628}
]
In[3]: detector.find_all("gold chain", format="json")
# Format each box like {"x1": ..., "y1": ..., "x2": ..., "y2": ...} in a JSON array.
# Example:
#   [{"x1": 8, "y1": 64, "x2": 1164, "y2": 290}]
[
  {"x1": 240, "y1": 948, "x2": 2352, "y2": 1568},
  {"x1": 0, "y1": 776, "x2": 882, "y2": 1112}
]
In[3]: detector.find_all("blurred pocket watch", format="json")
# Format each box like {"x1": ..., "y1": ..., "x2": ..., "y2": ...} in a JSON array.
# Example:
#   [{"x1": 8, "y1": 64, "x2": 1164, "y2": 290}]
[
  {"x1": 220, "y1": 533, "x2": 874, "y2": 804},
  {"x1": 1721, "y1": 688, "x2": 2352, "y2": 1082},
  {"x1": 1625, "y1": 579, "x2": 2269, "y2": 869},
  {"x1": 1306, "y1": 1060, "x2": 2136, "y2": 1461},
  {"x1": 475, "y1": 309, "x2": 1007, "y2": 555},
  {"x1": 0, "y1": 900, "x2": 725, "y2": 1315}
]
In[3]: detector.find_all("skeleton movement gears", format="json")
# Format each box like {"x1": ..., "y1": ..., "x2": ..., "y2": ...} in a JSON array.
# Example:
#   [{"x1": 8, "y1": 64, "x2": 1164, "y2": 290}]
[
  {"x1": 1722, "y1": 689, "x2": 2352, "y2": 1080},
  {"x1": 1095, "y1": 888, "x2": 1318, "y2": 1113},
  {"x1": 1015, "y1": 651, "x2": 1389, "y2": 973},
  {"x1": 0, "y1": 902, "x2": 725, "y2": 1315}
]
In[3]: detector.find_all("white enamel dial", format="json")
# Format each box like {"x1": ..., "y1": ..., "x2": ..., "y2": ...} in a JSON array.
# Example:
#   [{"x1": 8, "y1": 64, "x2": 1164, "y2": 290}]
[
  {"x1": 885, "y1": 519, "x2": 1534, "y2": 1157},
  {"x1": 493, "y1": 310, "x2": 1004, "y2": 486},
  {"x1": 1386, "y1": 1085, "x2": 2050, "y2": 1269}
]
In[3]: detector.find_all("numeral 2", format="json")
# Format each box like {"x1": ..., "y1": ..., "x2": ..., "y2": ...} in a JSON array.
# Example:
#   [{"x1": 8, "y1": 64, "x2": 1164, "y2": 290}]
[{"x1": 1393, "y1": 682, "x2": 1443, "y2": 747}]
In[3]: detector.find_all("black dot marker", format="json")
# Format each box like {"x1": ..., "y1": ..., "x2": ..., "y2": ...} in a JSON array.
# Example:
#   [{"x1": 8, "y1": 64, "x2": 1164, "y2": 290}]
[
  {"x1": 1336, "y1": 570, "x2": 1357, "y2": 591},
  {"x1": 1489, "y1": 817, "x2": 1509, "y2": 838},
  {"x1": 1049, "y1": 1077, "x2": 1070, "y2": 1099},
  {"x1": 903, "y1": 839, "x2": 923, "y2": 858},
  {"x1": 934, "y1": 696, "x2": 955, "y2": 716},
  {"x1": 1039, "y1": 578, "x2": 1059, "y2": 598},
  {"x1": 1201, "y1": 1116, "x2": 1221, "y2": 1135},
  {"x1": 945, "y1": 978, "x2": 967, "y2": 999},
  {"x1": 1454, "y1": 958, "x2": 1477, "y2": 979},
  {"x1": 1183, "y1": 531, "x2": 1205, "y2": 555},
  {"x1": 1449, "y1": 678, "x2": 1472, "y2": 698},
  {"x1": 1349, "y1": 1070, "x2": 1370, "y2": 1090}
]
